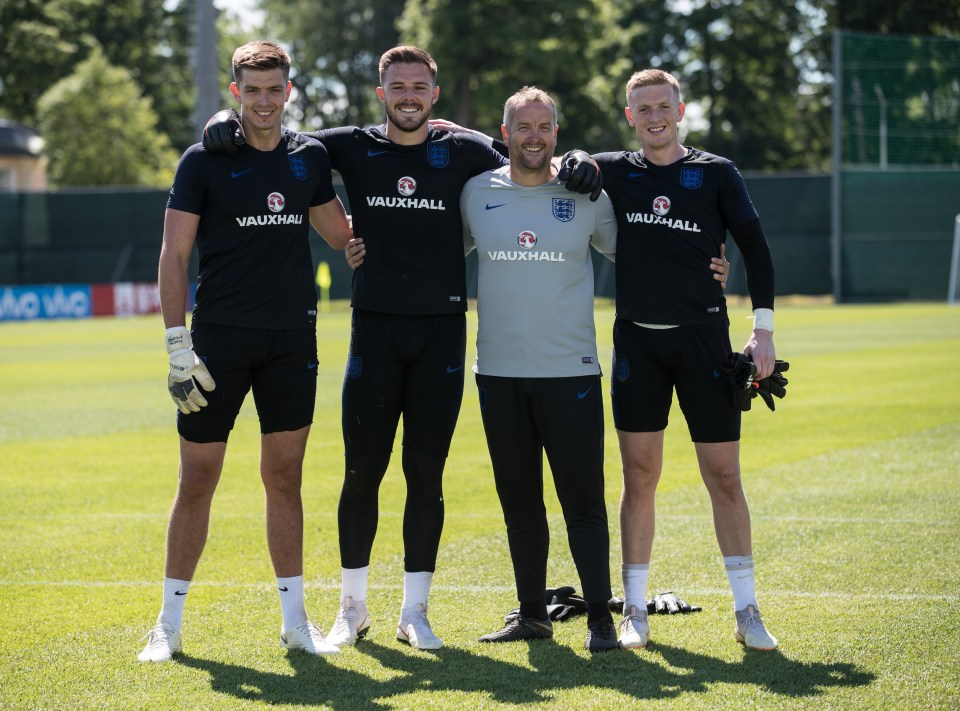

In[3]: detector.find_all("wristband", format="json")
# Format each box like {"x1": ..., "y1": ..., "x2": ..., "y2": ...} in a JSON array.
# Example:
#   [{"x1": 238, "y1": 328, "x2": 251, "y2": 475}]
[
  {"x1": 753, "y1": 308, "x2": 774, "y2": 332},
  {"x1": 165, "y1": 326, "x2": 192, "y2": 353}
]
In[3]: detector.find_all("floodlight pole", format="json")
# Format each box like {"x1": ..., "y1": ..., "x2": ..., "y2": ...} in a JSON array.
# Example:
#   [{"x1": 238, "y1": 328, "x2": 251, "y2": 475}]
[
  {"x1": 831, "y1": 30, "x2": 843, "y2": 303},
  {"x1": 194, "y1": 0, "x2": 219, "y2": 141},
  {"x1": 949, "y1": 214, "x2": 960, "y2": 306}
]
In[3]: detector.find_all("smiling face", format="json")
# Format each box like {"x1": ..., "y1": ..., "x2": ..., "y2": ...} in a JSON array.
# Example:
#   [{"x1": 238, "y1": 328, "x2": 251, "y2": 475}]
[
  {"x1": 230, "y1": 68, "x2": 290, "y2": 138},
  {"x1": 625, "y1": 82, "x2": 686, "y2": 161},
  {"x1": 502, "y1": 99, "x2": 557, "y2": 182},
  {"x1": 377, "y1": 62, "x2": 439, "y2": 139}
]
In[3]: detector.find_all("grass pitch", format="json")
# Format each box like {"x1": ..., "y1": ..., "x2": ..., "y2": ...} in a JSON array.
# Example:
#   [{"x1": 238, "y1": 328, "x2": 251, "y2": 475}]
[{"x1": 1, "y1": 301, "x2": 958, "y2": 709}]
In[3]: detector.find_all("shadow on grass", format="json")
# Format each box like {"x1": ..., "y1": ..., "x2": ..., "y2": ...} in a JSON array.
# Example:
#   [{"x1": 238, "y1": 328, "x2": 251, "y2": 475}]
[{"x1": 177, "y1": 638, "x2": 874, "y2": 708}]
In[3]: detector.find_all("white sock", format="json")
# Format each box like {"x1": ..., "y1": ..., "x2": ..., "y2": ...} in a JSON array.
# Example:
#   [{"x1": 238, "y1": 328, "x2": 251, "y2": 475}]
[
  {"x1": 622, "y1": 563, "x2": 649, "y2": 614},
  {"x1": 158, "y1": 577, "x2": 190, "y2": 630},
  {"x1": 402, "y1": 571, "x2": 433, "y2": 610},
  {"x1": 341, "y1": 566, "x2": 369, "y2": 603},
  {"x1": 277, "y1": 575, "x2": 308, "y2": 630},
  {"x1": 724, "y1": 555, "x2": 758, "y2": 611}
]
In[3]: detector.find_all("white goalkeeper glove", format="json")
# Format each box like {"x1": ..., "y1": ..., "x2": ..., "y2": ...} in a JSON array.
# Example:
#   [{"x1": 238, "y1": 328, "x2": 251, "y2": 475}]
[{"x1": 166, "y1": 326, "x2": 216, "y2": 414}]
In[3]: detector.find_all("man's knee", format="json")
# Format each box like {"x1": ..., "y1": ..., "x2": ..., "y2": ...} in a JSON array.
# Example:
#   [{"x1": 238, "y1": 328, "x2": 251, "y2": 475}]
[
  {"x1": 342, "y1": 450, "x2": 392, "y2": 498},
  {"x1": 401, "y1": 450, "x2": 445, "y2": 500}
]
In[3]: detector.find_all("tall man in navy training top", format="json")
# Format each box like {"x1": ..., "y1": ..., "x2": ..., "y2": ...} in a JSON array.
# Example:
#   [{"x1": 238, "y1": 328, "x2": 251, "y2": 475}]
[
  {"x1": 139, "y1": 41, "x2": 354, "y2": 662},
  {"x1": 203, "y1": 46, "x2": 601, "y2": 650},
  {"x1": 567, "y1": 68, "x2": 780, "y2": 651}
]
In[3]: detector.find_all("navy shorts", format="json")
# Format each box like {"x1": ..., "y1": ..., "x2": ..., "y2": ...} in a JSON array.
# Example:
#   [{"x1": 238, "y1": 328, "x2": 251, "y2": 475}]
[
  {"x1": 177, "y1": 323, "x2": 318, "y2": 444},
  {"x1": 610, "y1": 319, "x2": 740, "y2": 443},
  {"x1": 341, "y1": 309, "x2": 466, "y2": 459}
]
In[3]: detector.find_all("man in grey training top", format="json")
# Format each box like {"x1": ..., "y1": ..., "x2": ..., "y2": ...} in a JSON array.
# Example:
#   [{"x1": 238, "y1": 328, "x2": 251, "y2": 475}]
[{"x1": 460, "y1": 87, "x2": 621, "y2": 651}]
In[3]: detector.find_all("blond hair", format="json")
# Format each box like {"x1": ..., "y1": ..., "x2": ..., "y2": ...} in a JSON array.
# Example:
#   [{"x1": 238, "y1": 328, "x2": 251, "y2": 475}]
[{"x1": 625, "y1": 69, "x2": 681, "y2": 103}]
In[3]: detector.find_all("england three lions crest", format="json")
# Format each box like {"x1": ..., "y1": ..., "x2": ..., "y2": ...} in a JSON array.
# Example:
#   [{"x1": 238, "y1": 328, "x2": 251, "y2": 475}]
[
  {"x1": 288, "y1": 154, "x2": 308, "y2": 181},
  {"x1": 680, "y1": 167, "x2": 703, "y2": 189},
  {"x1": 552, "y1": 198, "x2": 575, "y2": 222},
  {"x1": 427, "y1": 142, "x2": 449, "y2": 168}
]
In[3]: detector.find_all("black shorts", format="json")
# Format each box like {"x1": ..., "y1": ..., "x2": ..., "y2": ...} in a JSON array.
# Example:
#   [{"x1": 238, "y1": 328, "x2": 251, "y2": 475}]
[
  {"x1": 177, "y1": 323, "x2": 318, "y2": 443},
  {"x1": 341, "y1": 309, "x2": 466, "y2": 459},
  {"x1": 610, "y1": 319, "x2": 740, "y2": 443}
]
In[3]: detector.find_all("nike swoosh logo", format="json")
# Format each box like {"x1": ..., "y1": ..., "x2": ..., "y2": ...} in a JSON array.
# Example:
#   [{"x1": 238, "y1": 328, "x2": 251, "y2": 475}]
[
  {"x1": 367, "y1": 149, "x2": 388, "y2": 157},
  {"x1": 446, "y1": 365, "x2": 464, "y2": 373},
  {"x1": 628, "y1": 171, "x2": 645, "y2": 178},
  {"x1": 174, "y1": 590, "x2": 187, "y2": 596},
  {"x1": 278, "y1": 586, "x2": 289, "y2": 592},
  {"x1": 308, "y1": 360, "x2": 319, "y2": 370},
  {"x1": 231, "y1": 169, "x2": 252, "y2": 179},
  {"x1": 485, "y1": 203, "x2": 506, "y2": 210},
  {"x1": 577, "y1": 386, "x2": 593, "y2": 399}
]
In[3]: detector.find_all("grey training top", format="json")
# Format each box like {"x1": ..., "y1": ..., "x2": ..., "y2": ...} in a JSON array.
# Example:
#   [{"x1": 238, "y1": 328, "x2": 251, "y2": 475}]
[{"x1": 461, "y1": 166, "x2": 617, "y2": 378}]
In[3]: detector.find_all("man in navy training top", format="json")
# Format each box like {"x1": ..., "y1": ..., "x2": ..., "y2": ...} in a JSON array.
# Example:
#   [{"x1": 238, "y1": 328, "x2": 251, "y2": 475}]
[
  {"x1": 586, "y1": 69, "x2": 780, "y2": 652},
  {"x1": 139, "y1": 40, "x2": 354, "y2": 662}
]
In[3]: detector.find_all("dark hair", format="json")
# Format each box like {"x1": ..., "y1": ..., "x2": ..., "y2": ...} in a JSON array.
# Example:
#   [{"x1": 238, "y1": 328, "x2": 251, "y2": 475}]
[
  {"x1": 232, "y1": 41, "x2": 291, "y2": 83},
  {"x1": 378, "y1": 46, "x2": 437, "y2": 85}
]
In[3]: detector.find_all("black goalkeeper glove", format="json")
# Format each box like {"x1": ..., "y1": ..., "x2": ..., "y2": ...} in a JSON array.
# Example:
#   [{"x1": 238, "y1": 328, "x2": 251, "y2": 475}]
[
  {"x1": 202, "y1": 109, "x2": 245, "y2": 155},
  {"x1": 505, "y1": 586, "x2": 589, "y2": 623},
  {"x1": 755, "y1": 359, "x2": 790, "y2": 411},
  {"x1": 720, "y1": 352, "x2": 758, "y2": 411},
  {"x1": 557, "y1": 150, "x2": 603, "y2": 201},
  {"x1": 648, "y1": 591, "x2": 702, "y2": 614},
  {"x1": 608, "y1": 592, "x2": 701, "y2": 614}
]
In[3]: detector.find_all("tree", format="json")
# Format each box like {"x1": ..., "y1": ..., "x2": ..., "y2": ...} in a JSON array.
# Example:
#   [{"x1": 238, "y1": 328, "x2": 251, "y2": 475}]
[
  {"x1": 37, "y1": 49, "x2": 178, "y2": 187},
  {"x1": 833, "y1": 0, "x2": 960, "y2": 35},
  {"x1": 0, "y1": 0, "x2": 194, "y2": 149},
  {"x1": 399, "y1": 0, "x2": 623, "y2": 153},
  {"x1": 610, "y1": 0, "x2": 833, "y2": 171},
  {"x1": 258, "y1": 0, "x2": 405, "y2": 129}
]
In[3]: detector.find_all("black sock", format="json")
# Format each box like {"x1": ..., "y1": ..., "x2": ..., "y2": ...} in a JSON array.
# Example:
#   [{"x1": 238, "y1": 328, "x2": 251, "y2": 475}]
[
  {"x1": 587, "y1": 602, "x2": 613, "y2": 624},
  {"x1": 519, "y1": 603, "x2": 549, "y2": 621}
]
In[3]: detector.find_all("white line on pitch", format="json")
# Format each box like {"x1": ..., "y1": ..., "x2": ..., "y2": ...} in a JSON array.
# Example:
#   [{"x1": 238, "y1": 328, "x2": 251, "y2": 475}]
[{"x1": 0, "y1": 580, "x2": 956, "y2": 602}]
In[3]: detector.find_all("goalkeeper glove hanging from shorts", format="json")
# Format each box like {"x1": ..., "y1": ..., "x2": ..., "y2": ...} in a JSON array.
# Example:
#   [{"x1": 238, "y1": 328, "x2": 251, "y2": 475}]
[
  {"x1": 166, "y1": 327, "x2": 216, "y2": 414},
  {"x1": 720, "y1": 352, "x2": 758, "y2": 411}
]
